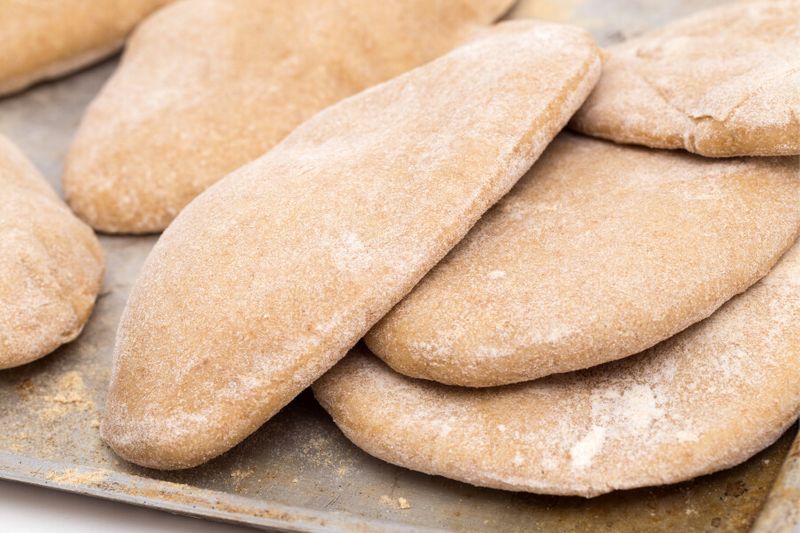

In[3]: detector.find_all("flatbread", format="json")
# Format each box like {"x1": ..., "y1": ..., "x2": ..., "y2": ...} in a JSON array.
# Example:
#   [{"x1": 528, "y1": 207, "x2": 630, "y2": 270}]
[
  {"x1": 0, "y1": 0, "x2": 172, "y2": 97},
  {"x1": 315, "y1": 238, "x2": 800, "y2": 496},
  {"x1": 63, "y1": 0, "x2": 515, "y2": 233},
  {"x1": 100, "y1": 21, "x2": 603, "y2": 470},
  {"x1": 366, "y1": 134, "x2": 800, "y2": 386},
  {"x1": 570, "y1": 1, "x2": 800, "y2": 157},
  {"x1": 0, "y1": 135, "x2": 104, "y2": 369}
]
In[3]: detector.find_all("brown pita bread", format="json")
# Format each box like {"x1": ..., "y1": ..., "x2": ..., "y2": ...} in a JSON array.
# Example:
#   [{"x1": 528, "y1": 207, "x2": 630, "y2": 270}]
[
  {"x1": 0, "y1": 135, "x2": 104, "y2": 369},
  {"x1": 366, "y1": 134, "x2": 800, "y2": 386},
  {"x1": 100, "y1": 21, "x2": 603, "y2": 470},
  {"x1": 0, "y1": 0, "x2": 172, "y2": 97},
  {"x1": 570, "y1": 1, "x2": 800, "y2": 157},
  {"x1": 63, "y1": 0, "x2": 515, "y2": 233},
  {"x1": 315, "y1": 238, "x2": 800, "y2": 496}
]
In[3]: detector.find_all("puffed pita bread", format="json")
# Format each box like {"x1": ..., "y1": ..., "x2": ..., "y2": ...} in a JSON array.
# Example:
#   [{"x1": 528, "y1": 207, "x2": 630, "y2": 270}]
[
  {"x1": 366, "y1": 134, "x2": 800, "y2": 386},
  {"x1": 63, "y1": 0, "x2": 516, "y2": 234},
  {"x1": 100, "y1": 21, "x2": 603, "y2": 469},
  {"x1": 570, "y1": 1, "x2": 800, "y2": 157},
  {"x1": 0, "y1": 0, "x2": 172, "y2": 97},
  {"x1": 315, "y1": 238, "x2": 800, "y2": 496},
  {"x1": 0, "y1": 135, "x2": 104, "y2": 369}
]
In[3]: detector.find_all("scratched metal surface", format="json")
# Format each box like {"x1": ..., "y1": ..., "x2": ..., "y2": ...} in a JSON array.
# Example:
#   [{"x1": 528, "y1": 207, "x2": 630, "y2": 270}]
[
  {"x1": 752, "y1": 432, "x2": 800, "y2": 533},
  {"x1": 0, "y1": 0, "x2": 797, "y2": 531}
]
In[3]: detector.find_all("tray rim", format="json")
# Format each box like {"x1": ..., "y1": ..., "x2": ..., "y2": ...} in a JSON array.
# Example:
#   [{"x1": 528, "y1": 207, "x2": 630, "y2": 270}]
[
  {"x1": 0, "y1": 452, "x2": 441, "y2": 533},
  {"x1": 1, "y1": 424, "x2": 797, "y2": 532},
  {"x1": 751, "y1": 428, "x2": 800, "y2": 533}
]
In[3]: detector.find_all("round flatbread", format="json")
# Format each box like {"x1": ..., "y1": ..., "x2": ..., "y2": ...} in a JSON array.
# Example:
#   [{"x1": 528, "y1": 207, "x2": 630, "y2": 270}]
[
  {"x1": 0, "y1": 135, "x2": 104, "y2": 369},
  {"x1": 366, "y1": 134, "x2": 800, "y2": 386},
  {"x1": 570, "y1": 1, "x2": 800, "y2": 157},
  {"x1": 315, "y1": 240, "x2": 800, "y2": 496}
]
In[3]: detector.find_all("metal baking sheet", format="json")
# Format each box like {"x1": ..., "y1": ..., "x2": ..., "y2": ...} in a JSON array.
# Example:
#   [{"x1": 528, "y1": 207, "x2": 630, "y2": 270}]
[
  {"x1": 752, "y1": 432, "x2": 800, "y2": 533},
  {"x1": 1, "y1": 1, "x2": 797, "y2": 531}
]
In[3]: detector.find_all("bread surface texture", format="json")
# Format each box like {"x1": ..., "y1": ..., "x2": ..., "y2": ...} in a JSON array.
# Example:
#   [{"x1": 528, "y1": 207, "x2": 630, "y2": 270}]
[
  {"x1": 571, "y1": 0, "x2": 800, "y2": 157},
  {"x1": 64, "y1": 0, "x2": 515, "y2": 233},
  {"x1": 0, "y1": 0, "x2": 172, "y2": 97},
  {"x1": 367, "y1": 134, "x2": 800, "y2": 386},
  {"x1": 0, "y1": 135, "x2": 104, "y2": 369},
  {"x1": 101, "y1": 20, "x2": 603, "y2": 469},
  {"x1": 316, "y1": 238, "x2": 800, "y2": 496}
]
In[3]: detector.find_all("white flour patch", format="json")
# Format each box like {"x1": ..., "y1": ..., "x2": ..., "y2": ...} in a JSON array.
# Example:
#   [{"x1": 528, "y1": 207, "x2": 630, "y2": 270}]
[
  {"x1": 331, "y1": 231, "x2": 369, "y2": 273},
  {"x1": 513, "y1": 451, "x2": 525, "y2": 466},
  {"x1": 675, "y1": 429, "x2": 700, "y2": 443},
  {"x1": 475, "y1": 345, "x2": 514, "y2": 359},
  {"x1": 570, "y1": 425, "x2": 607, "y2": 470},
  {"x1": 618, "y1": 384, "x2": 665, "y2": 431}
]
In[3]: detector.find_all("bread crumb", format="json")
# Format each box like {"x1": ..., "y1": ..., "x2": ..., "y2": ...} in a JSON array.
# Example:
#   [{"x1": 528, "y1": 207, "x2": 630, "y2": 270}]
[
  {"x1": 381, "y1": 495, "x2": 412, "y2": 509},
  {"x1": 46, "y1": 468, "x2": 108, "y2": 485},
  {"x1": 40, "y1": 371, "x2": 95, "y2": 420},
  {"x1": 15, "y1": 378, "x2": 34, "y2": 399},
  {"x1": 230, "y1": 469, "x2": 253, "y2": 483}
]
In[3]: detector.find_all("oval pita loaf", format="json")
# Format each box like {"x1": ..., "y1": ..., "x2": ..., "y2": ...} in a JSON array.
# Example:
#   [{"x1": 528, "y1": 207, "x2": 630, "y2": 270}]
[
  {"x1": 100, "y1": 21, "x2": 602, "y2": 470},
  {"x1": 315, "y1": 239, "x2": 800, "y2": 496},
  {"x1": 570, "y1": 1, "x2": 800, "y2": 157},
  {"x1": 63, "y1": 0, "x2": 515, "y2": 233},
  {"x1": 366, "y1": 134, "x2": 800, "y2": 386},
  {"x1": 0, "y1": 0, "x2": 172, "y2": 97},
  {"x1": 0, "y1": 135, "x2": 104, "y2": 369}
]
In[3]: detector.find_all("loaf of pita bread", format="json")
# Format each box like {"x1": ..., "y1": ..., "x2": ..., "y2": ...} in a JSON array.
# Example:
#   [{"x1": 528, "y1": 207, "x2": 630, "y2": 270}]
[
  {"x1": 367, "y1": 134, "x2": 800, "y2": 386},
  {"x1": 101, "y1": 20, "x2": 603, "y2": 469},
  {"x1": 0, "y1": 0, "x2": 172, "y2": 97},
  {"x1": 571, "y1": 0, "x2": 800, "y2": 157},
  {"x1": 316, "y1": 236, "x2": 800, "y2": 496},
  {"x1": 0, "y1": 135, "x2": 104, "y2": 369},
  {"x1": 64, "y1": 0, "x2": 515, "y2": 233}
]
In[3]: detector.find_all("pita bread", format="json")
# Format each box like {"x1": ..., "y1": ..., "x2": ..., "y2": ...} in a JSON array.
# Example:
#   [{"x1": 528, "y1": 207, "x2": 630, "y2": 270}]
[
  {"x1": 0, "y1": 0, "x2": 172, "y2": 97},
  {"x1": 366, "y1": 134, "x2": 800, "y2": 386},
  {"x1": 570, "y1": 1, "x2": 800, "y2": 157},
  {"x1": 100, "y1": 21, "x2": 603, "y2": 470},
  {"x1": 0, "y1": 135, "x2": 104, "y2": 369},
  {"x1": 63, "y1": 0, "x2": 515, "y2": 233},
  {"x1": 315, "y1": 238, "x2": 800, "y2": 496}
]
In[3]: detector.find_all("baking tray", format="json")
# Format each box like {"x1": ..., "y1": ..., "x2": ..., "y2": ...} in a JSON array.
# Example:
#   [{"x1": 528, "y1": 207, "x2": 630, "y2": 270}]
[{"x1": 1, "y1": 1, "x2": 798, "y2": 531}]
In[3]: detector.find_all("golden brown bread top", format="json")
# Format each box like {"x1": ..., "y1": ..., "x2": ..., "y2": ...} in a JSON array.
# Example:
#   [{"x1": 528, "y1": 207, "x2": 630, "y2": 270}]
[
  {"x1": 571, "y1": 0, "x2": 800, "y2": 157},
  {"x1": 63, "y1": 0, "x2": 515, "y2": 233},
  {"x1": 101, "y1": 20, "x2": 603, "y2": 470},
  {"x1": 0, "y1": 0, "x2": 172, "y2": 96},
  {"x1": 0, "y1": 135, "x2": 104, "y2": 369},
  {"x1": 315, "y1": 238, "x2": 800, "y2": 496},
  {"x1": 366, "y1": 134, "x2": 800, "y2": 386}
]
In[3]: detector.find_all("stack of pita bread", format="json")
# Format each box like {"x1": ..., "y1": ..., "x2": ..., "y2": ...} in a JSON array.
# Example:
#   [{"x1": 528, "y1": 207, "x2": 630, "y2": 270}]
[{"x1": 1, "y1": 0, "x2": 798, "y2": 499}]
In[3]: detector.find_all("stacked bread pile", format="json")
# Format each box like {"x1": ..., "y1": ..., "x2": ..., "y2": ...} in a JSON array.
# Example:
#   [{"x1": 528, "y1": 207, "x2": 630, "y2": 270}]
[{"x1": 1, "y1": 0, "x2": 798, "y2": 499}]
